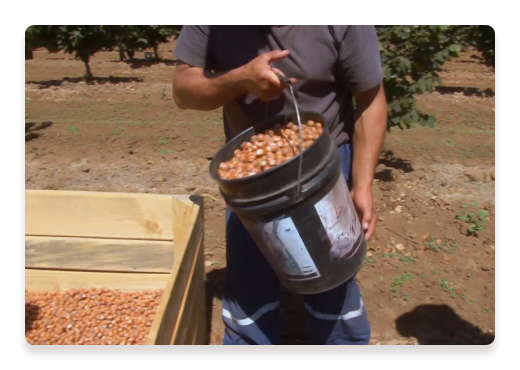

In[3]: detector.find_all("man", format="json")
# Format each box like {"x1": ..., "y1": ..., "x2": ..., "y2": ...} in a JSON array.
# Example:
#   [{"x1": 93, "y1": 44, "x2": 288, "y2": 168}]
[{"x1": 173, "y1": 26, "x2": 387, "y2": 345}]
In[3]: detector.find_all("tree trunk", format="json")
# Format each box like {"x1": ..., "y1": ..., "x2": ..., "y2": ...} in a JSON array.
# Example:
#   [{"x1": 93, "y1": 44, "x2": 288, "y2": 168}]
[
  {"x1": 119, "y1": 46, "x2": 126, "y2": 61},
  {"x1": 82, "y1": 57, "x2": 93, "y2": 80},
  {"x1": 126, "y1": 49, "x2": 135, "y2": 60},
  {"x1": 153, "y1": 46, "x2": 159, "y2": 60},
  {"x1": 25, "y1": 50, "x2": 33, "y2": 60}
]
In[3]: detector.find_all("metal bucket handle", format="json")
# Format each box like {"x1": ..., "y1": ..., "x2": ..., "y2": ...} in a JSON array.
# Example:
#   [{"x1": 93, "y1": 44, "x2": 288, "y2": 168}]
[{"x1": 265, "y1": 73, "x2": 305, "y2": 200}]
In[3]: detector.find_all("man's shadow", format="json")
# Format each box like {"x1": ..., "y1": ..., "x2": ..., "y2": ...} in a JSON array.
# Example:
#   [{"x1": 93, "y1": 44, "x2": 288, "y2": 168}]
[{"x1": 395, "y1": 304, "x2": 495, "y2": 345}]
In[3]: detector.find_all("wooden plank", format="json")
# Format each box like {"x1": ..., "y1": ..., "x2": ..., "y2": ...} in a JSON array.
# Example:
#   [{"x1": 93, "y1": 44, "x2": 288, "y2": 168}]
[
  {"x1": 184, "y1": 264, "x2": 206, "y2": 345},
  {"x1": 192, "y1": 314, "x2": 207, "y2": 345},
  {"x1": 191, "y1": 259, "x2": 207, "y2": 345},
  {"x1": 172, "y1": 240, "x2": 206, "y2": 344},
  {"x1": 188, "y1": 297, "x2": 207, "y2": 345},
  {"x1": 25, "y1": 269, "x2": 170, "y2": 292},
  {"x1": 25, "y1": 190, "x2": 175, "y2": 241},
  {"x1": 146, "y1": 199, "x2": 203, "y2": 344},
  {"x1": 25, "y1": 236, "x2": 174, "y2": 274},
  {"x1": 146, "y1": 196, "x2": 204, "y2": 345}
]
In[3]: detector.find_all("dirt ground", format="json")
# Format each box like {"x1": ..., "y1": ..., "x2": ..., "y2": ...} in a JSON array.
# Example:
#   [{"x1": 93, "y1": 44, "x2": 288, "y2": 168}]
[{"x1": 25, "y1": 40, "x2": 495, "y2": 345}]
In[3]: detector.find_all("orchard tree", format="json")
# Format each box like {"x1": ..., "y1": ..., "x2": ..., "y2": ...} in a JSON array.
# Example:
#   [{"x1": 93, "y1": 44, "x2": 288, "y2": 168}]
[
  {"x1": 376, "y1": 25, "x2": 494, "y2": 130},
  {"x1": 376, "y1": 25, "x2": 461, "y2": 129},
  {"x1": 107, "y1": 26, "x2": 182, "y2": 61},
  {"x1": 473, "y1": 26, "x2": 494, "y2": 68},
  {"x1": 134, "y1": 25, "x2": 179, "y2": 59},
  {"x1": 26, "y1": 25, "x2": 116, "y2": 79},
  {"x1": 106, "y1": 26, "x2": 140, "y2": 61},
  {"x1": 450, "y1": 25, "x2": 495, "y2": 68},
  {"x1": 25, "y1": 26, "x2": 44, "y2": 59}
]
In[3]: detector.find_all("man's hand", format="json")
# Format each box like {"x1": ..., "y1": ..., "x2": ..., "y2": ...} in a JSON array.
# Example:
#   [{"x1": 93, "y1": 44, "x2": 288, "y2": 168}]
[
  {"x1": 239, "y1": 50, "x2": 295, "y2": 102},
  {"x1": 351, "y1": 187, "x2": 377, "y2": 240},
  {"x1": 352, "y1": 82, "x2": 387, "y2": 240},
  {"x1": 173, "y1": 50, "x2": 294, "y2": 111}
]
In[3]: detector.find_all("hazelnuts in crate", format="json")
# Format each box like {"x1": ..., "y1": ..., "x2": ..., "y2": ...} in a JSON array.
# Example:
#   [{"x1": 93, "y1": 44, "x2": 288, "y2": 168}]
[
  {"x1": 217, "y1": 120, "x2": 324, "y2": 180},
  {"x1": 25, "y1": 288, "x2": 163, "y2": 345}
]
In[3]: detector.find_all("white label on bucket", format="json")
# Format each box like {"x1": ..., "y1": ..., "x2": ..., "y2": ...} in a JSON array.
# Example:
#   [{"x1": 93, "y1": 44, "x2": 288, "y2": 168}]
[
  {"x1": 262, "y1": 217, "x2": 321, "y2": 281},
  {"x1": 314, "y1": 175, "x2": 362, "y2": 259}
]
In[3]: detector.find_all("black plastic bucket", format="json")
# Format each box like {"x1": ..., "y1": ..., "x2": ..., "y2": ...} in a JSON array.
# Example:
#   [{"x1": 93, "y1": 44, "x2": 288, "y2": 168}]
[{"x1": 209, "y1": 111, "x2": 367, "y2": 294}]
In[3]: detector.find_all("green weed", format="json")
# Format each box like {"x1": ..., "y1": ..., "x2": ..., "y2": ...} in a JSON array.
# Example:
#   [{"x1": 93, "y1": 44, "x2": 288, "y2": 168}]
[
  {"x1": 68, "y1": 126, "x2": 79, "y2": 134},
  {"x1": 391, "y1": 272, "x2": 413, "y2": 297},
  {"x1": 112, "y1": 128, "x2": 120, "y2": 136},
  {"x1": 159, "y1": 138, "x2": 168, "y2": 146},
  {"x1": 158, "y1": 149, "x2": 171, "y2": 155},
  {"x1": 398, "y1": 255, "x2": 415, "y2": 264},
  {"x1": 160, "y1": 88, "x2": 168, "y2": 100},
  {"x1": 457, "y1": 203, "x2": 488, "y2": 236},
  {"x1": 439, "y1": 279, "x2": 456, "y2": 298},
  {"x1": 424, "y1": 236, "x2": 457, "y2": 253}
]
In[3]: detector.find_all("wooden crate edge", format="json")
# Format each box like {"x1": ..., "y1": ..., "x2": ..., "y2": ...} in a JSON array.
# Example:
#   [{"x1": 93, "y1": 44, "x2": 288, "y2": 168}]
[{"x1": 146, "y1": 195, "x2": 204, "y2": 345}]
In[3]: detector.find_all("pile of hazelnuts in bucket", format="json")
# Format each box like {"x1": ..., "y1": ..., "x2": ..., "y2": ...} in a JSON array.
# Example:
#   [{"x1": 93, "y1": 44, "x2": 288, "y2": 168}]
[{"x1": 217, "y1": 120, "x2": 324, "y2": 180}]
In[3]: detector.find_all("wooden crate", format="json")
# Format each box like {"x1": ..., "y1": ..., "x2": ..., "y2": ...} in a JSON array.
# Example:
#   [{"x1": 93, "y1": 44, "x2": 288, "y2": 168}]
[{"x1": 25, "y1": 189, "x2": 206, "y2": 345}]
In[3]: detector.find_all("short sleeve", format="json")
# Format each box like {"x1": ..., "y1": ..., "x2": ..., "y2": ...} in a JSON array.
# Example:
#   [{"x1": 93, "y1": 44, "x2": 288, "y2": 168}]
[
  {"x1": 174, "y1": 26, "x2": 211, "y2": 69},
  {"x1": 337, "y1": 25, "x2": 383, "y2": 93}
]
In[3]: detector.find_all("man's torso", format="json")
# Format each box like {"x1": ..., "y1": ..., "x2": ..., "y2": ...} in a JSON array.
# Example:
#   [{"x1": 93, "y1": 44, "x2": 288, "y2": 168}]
[{"x1": 205, "y1": 26, "x2": 354, "y2": 145}]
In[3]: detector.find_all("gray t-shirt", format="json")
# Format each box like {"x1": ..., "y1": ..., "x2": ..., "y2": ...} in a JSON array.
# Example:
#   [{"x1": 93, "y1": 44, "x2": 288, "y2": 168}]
[{"x1": 174, "y1": 26, "x2": 383, "y2": 146}]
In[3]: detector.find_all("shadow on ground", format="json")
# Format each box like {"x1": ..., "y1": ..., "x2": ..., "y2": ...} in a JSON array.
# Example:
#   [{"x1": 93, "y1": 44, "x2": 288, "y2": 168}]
[
  {"x1": 26, "y1": 76, "x2": 143, "y2": 89},
  {"x1": 111, "y1": 58, "x2": 177, "y2": 69},
  {"x1": 374, "y1": 169, "x2": 394, "y2": 182},
  {"x1": 25, "y1": 121, "x2": 53, "y2": 142},
  {"x1": 204, "y1": 268, "x2": 225, "y2": 344},
  {"x1": 378, "y1": 150, "x2": 414, "y2": 173},
  {"x1": 435, "y1": 86, "x2": 495, "y2": 98},
  {"x1": 395, "y1": 304, "x2": 495, "y2": 345}
]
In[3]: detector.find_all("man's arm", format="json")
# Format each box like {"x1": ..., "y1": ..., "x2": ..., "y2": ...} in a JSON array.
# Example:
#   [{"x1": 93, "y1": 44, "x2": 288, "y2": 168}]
[
  {"x1": 173, "y1": 62, "x2": 247, "y2": 111},
  {"x1": 353, "y1": 83, "x2": 387, "y2": 190},
  {"x1": 334, "y1": 25, "x2": 386, "y2": 240},
  {"x1": 173, "y1": 25, "x2": 245, "y2": 111},
  {"x1": 173, "y1": 51, "x2": 294, "y2": 111}
]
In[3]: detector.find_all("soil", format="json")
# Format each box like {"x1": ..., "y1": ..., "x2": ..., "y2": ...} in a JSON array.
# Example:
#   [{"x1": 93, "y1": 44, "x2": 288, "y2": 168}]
[{"x1": 25, "y1": 40, "x2": 495, "y2": 345}]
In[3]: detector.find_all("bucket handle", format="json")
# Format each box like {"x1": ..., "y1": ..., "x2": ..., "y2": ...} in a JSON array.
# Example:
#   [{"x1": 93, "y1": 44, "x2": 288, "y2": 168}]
[{"x1": 265, "y1": 73, "x2": 305, "y2": 200}]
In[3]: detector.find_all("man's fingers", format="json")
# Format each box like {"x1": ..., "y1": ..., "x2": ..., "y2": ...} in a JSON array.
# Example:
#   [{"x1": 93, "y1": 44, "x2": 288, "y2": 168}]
[
  {"x1": 271, "y1": 67, "x2": 285, "y2": 76},
  {"x1": 366, "y1": 211, "x2": 377, "y2": 240},
  {"x1": 271, "y1": 67, "x2": 297, "y2": 86},
  {"x1": 270, "y1": 68, "x2": 287, "y2": 86},
  {"x1": 264, "y1": 50, "x2": 290, "y2": 62},
  {"x1": 360, "y1": 203, "x2": 372, "y2": 232},
  {"x1": 264, "y1": 70, "x2": 283, "y2": 88}
]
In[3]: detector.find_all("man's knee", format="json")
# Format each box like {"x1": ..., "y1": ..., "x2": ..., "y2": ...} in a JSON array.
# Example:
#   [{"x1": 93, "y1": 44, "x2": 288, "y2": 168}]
[
  {"x1": 305, "y1": 277, "x2": 370, "y2": 345},
  {"x1": 221, "y1": 300, "x2": 281, "y2": 345},
  {"x1": 306, "y1": 301, "x2": 370, "y2": 345}
]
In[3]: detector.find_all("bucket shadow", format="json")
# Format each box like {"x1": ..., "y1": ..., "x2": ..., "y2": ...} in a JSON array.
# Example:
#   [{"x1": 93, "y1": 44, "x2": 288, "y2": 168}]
[{"x1": 395, "y1": 304, "x2": 495, "y2": 345}]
